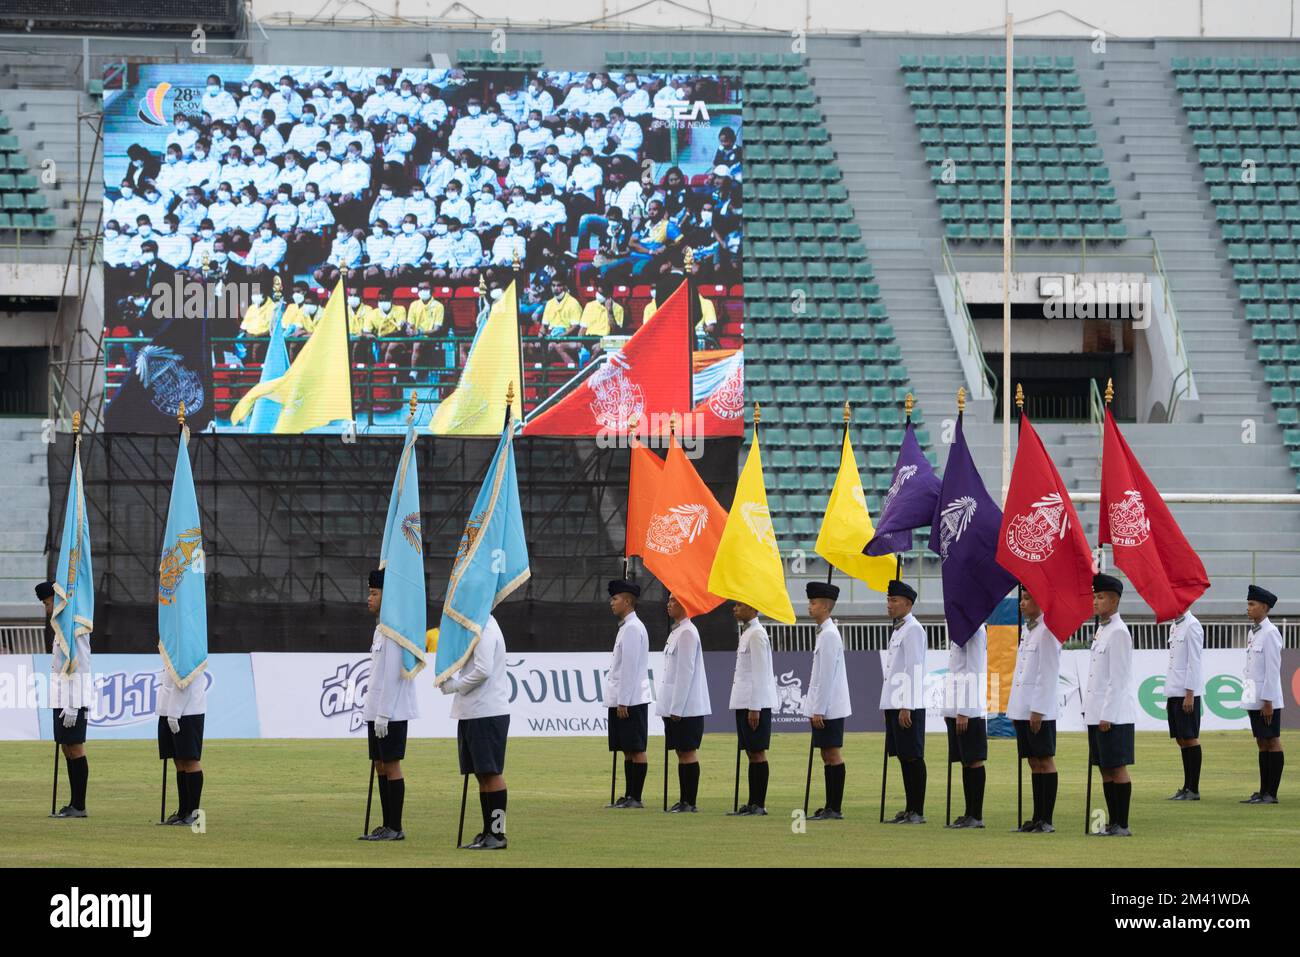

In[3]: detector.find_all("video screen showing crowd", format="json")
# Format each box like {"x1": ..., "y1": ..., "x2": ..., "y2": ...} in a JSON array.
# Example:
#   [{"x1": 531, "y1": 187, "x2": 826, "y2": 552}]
[{"x1": 100, "y1": 64, "x2": 743, "y2": 433}]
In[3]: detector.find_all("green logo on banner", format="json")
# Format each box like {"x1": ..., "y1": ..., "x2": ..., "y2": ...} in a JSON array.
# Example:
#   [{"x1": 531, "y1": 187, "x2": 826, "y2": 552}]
[{"x1": 1139, "y1": 674, "x2": 1246, "y2": 721}]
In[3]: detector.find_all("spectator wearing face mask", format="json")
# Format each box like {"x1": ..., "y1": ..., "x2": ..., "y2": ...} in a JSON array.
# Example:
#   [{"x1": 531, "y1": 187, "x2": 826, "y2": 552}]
[
  {"x1": 175, "y1": 190, "x2": 209, "y2": 236},
  {"x1": 327, "y1": 83, "x2": 357, "y2": 120},
  {"x1": 297, "y1": 184, "x2": 335, "y2": 233},
  {"x1": 618, "y1": 76, "x2": 652, "y2": 118},
  {"x1": 489, "y1": 218, "x2": 527, "y2": 272},
  {"x1": 625, "y1": 198, "x2": 682, "y2": 280},
  {"x1": 446, "y1": 217, "x2": 485, "y2": 282},
  {"x1": 129, "y1": 239, "x2": 176, "y2": 303},
  {"x1": 403, "y1": 183, "x2": 438, "y2": 229},
  {"x1": 234, "y1": 222, "x2": 288, "y2": 284},
  {"x1": 423, "y1": 146, "x2": 456, "y2": 196},
  {"x1": 660, "y1": 167, "x2": 691, "y2": 221},
  {"x1": 155, "y1": 145, "x2": 189, "y2": 200},
  {"x1": 166, "y1": 113, "x2": 199, "y2": 159},
  {"x1": 528, "y1": 183, "x2": 567, "y2": 240},
  {"x1": 238, "y1": 284, "x2": 275, "y2": 364},
  {"x1": 398, "y1": 280, "x2": 446, "y2": 379},
  {"x1": 558, "y1": 76, "x2": 594, "y2": 117},
  {"x1": 286, "y1": 104, "x2": 326, "y2": 158},
  {"x1": 357, "y1": 291, "x2": 406, "y2": 364},
  {"x1": 459, "y1": 152, "x2": 496, "y2": 194},
  {"x1": 579, "y1": 279, "x2": 623, "y2": 342},
  {"x1": 426, "y1": 216, "x2": 454, "y2": 278},
  {"x1": 202, "y1": 74, "x2": 238, "y2": 123},
  {"x1": 383, "y1": 115, "x2": 418, "y2": 168},
  {"x1": 102, "y1": 220, "x2": 130, "y2": 284},
  {"x1": 450, "y1": 99, "x2": 490, "y2": 154},
  {"x1": 541, "y1": 277, "x2": 584, "y2": 365},
  {"x1": 333, "y1": 146, "x2": 372, "y2": 228},
  {"x1": 183, "y1": 140, "x2": 219, "y2": 193},
  {"x1": 417, "y1": 84, "x2": 449, "y2": 131},
  {"x1": 238, "y1": 81, "x2": 272, "y2": 125},
  {"x1": 258, "y1": 108, "x2": 287, "y2": 160},
  {"x1": 587, "y1": 74, "x2": 619, "y2": 117},
  {"x1": 217, "y1": 146, "x2": 251, "y2": 194},
  {"x1": 207, "y1": 183, "x2": 237, "y2": 233},
  {"x1": 247, "y1": 146, "x2": 280, "y2": 195},
  {"x1": 106, "y1": 181, "x2": 143, "y2": 232},
  {"x1": 269, "y1": 76, "x2": 305, "y2": 129},
  {"x1": 269, "y1": 150, "x2": 304, "y2": 197},
  {"x1": 496, "y1": 82, "x2": 526, "y2": 125},
  {"x1": 383, "y1": 214, "x2": 429, "y2": 283},
  {"x1": 683, "y1": 200, "x2": 727, "y2": 278},
  {"x1": 471, "y1": 185, "x2": 506, "y2": 234},
  {"x1": 155, "y1": 214, "x2": 191, "y2": 271},
  {"x1": 502, "y1": 145, "x2": 535, "y2": 194},
  {"x1": 362, "y1": 76, "x2": 398, "y2": 125},
  {"x1": 344, "y1": 116, "x2": 377, "y2": 161},
  {"x1": 362, "y1": 220, "x2": 396, "y2": 284},
  {"x1": 583, "y1": 114, "x2": 610, "y2": 155},
  {"x1": 538, "y1": 148, "x2": 569, "y2": 191},
  {"x1": 523, "y1": 78, "x2": 555, "y2": 120},
  {"x1": 564, "y1": 148, "x2": 604, "y2": 232},
  {"x1": 314, "y1": 223, "x2": 363, "y2": 288},
  {"x1": 128, "y1": 215, "x2": 158, "y2": 264},
  {"x1": 186, "y1": 219, "x2": 218, "y2": 273},
  {"x1": 230, "y1": 186, "x2": 267, "y2": 238},
  {"x1": 517, "y1": 110, "x2": 554, "y2": 158},
  {"x1": 481, "y1": 107, "x2": 516, "y2": 164},
  {"x1": 438, "y1": 180, "x2": 472, "y2": 226},
  {"x1": 369, "y1": 183, "x2": 408, "y2": 229},
  {"x1": 553, "y1": 122, "x2": 584, "y2": 160},
  {"x1": 123, "y1": 144, "x2": 161, "y2": 193},
  {"x1": 605, "y1": 107, "x2": 643, "y2": 160}
]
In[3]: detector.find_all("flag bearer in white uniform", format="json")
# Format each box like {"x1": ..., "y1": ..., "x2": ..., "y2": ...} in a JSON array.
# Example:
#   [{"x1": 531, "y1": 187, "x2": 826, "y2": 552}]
[
  {"x1": 882, "y1": 580, "x2": 928, "y2": 824},
  {"x1": 657, "y1": 593, "x2": 711, "y2": 813},
  {"x1": 1165, "y1": 606, "x2": 1205, "y2": 801},
  {"x1": 728, "y1": 601, "x2": 778, "y2": 816},
  {"x1": 40, "y1": 581, "x2": 93, "y2": 819},
  {"x1": 1007, "y1": 587, "x2": 1062, "y2": 833},
  {"x1": 1086, "y1": 574, "x2": 1136, "y2": 837},
  {"x1": 360, "y1": 569, "x2": 419, "y2": 841},
  {"x1": 440, "y1": 613, "x2": 510, "y2": 849},
  {"x1": 157, "y1": 647, "x2": 207, "y2": 827},
  {"x1": 943, "y1": 623, "x2": 988, "y2": 829},
  {"x1": 1241, "y1": 584, "x2": 1284, "y2": 804},
  {"x1": 804, "y1": 581, "x2": 850, "y2": 821},
  {"x1": 605, "y1": 579, "x2": 650, "y2": 808}
]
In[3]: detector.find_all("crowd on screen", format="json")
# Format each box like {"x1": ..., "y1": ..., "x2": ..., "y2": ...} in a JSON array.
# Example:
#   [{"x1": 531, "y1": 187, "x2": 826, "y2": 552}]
[{"x1": 102, "y1": 66, "x2": 744, "y2": 376}]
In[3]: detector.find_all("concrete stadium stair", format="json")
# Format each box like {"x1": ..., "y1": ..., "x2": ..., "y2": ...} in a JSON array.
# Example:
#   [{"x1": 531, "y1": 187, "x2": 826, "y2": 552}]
[{"x1": 0, "y1": 417, "x2": 50, "y2": 621}]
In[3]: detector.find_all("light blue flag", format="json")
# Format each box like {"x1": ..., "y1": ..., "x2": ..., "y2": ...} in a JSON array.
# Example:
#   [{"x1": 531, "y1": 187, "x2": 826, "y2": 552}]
[
  {"x1": 436, "y1": 426, "x2": 530, "y2": 681},
  {"x1": 246, "y1": 300, "x2": 289, "y2": 434},
  {"x1": 377, "y1": 412, "x2": 428, "y2": 678},
  {"x1": 158, "y1": 428, "x2": 208, "y2": 688},
  {"x1": 52, "y1": 436, "x2": 94, "y2": 674}
]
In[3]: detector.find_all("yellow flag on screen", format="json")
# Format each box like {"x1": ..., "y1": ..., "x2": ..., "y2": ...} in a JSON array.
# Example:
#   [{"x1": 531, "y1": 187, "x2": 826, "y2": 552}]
[{"x1": 430, "y1": 282, "x2": 523, "y2": 435}]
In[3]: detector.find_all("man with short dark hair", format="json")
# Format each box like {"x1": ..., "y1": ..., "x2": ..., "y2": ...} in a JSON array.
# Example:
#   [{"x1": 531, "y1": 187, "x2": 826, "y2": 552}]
[
  {"x1": 1007, "y1": 587, "x2": 1062, "y2": 833},
  {"x1": 1241, "y1": 584, "x2": 1284, "y2": 804},
  {"x1": 804, "y1": 581, "x2": 849, "y2": 821},
  {"x1": 658, "y1": 593, "x2": 710, "y2": 813},
  {"x1": 605, "y1": 579, "x2": 650, "y2": 808},
  {"x1": 1166, "y1": 605, "x2": 1205, "y2": 801},
  {"x1": 1086, "y1": 574, "x2": 1136, "y2": 836},
  {"x1": 40, "y1": 581, "x2": 91, "y2": 819},
  {"x1": 728, "y1": 601, "x2": 777, "y2": 816},
  {"x1": 882, "y1": 579, "x2": 927, "y2": 824}
]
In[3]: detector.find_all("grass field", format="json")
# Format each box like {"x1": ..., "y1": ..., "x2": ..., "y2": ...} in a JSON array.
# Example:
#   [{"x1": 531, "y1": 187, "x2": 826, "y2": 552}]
[{"x1": 1, "y1": 731, "x2": 1293, "y2": 867}]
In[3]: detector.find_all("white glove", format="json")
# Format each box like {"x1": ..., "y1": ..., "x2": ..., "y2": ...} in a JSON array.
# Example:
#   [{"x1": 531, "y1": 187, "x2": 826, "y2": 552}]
[
  {"x1": 438, "y1": 678, "x2": 459, "y2": 696},
  {"x1": 374, "y1": 716, "x2": 389, "y2": 738},
  {"x1": 167, "y1": 716, "x2": 180, "y2": 735},
  {"x1": 60, "y1": 708, "x2": 78, "y2": 728}
]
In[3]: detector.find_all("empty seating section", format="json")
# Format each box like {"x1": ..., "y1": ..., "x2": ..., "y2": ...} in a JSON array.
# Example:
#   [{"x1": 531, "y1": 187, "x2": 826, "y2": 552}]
[
  {"x1": 900, "y1": 54, "x2": 1125, "y2": 242},
  {"x1": 0, "y1": 109, "x2": 57, "y2": 233},
  {"x1": 1175, "y1": 56, "x2": 1300, "y2": 485}
]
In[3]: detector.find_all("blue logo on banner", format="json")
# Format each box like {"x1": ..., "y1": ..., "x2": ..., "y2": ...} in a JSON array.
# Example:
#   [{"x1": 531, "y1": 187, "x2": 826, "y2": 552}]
[{"x1": 320, "y1": 658, "x2": 370, "y2": 733}]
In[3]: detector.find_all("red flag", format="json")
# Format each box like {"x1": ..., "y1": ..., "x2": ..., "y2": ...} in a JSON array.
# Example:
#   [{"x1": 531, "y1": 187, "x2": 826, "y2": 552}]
[
  {"x1": 997, "y1": 415, "x2": 1095, "y2": 642},
  {"x1": 1100, "y1": 409, "x2": 1209, "y2": 620},
  {"x1": 522, "y1": 280, "x2": 692, "y2": 437},
  {"x1": 641, "y1": 434, "x2": 728, "y2": 617},
  {"x1": 625, "y1": 441, "x2": 665, "y2": 558},
  {"x1": 688, "y1": 352, "x2": 745, "y2": 437}
]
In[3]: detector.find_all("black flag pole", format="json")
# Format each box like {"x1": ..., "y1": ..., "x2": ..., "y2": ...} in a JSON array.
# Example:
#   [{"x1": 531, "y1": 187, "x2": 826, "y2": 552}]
[
  {"x1": 50, "y1": 742, "x2": 60, "y2": 817},
  {"x1": 881, "y1": 393, "x2": 913, "y2": 823},
  {"x1": 362, "y1": 760, "x2": 375, "y2": 837},
  {"x1": 944, "y1": 390, "x2": 967, "y2": 828},
  {"x1": 456, "y1": 772, "x2": 469, "y2": 848},
  {"x1": 1015, "y1": 594, "x2": 1024, "y2": 831}
]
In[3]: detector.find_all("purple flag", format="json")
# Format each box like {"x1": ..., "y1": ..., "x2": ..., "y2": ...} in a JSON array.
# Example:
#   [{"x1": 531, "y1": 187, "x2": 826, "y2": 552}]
[
  {"x1": 928, "y1": 417, "x2": 1017, "y2": 647},
  {"x1": 865, "y1": 422, "x2": 942, "y2": 556}
]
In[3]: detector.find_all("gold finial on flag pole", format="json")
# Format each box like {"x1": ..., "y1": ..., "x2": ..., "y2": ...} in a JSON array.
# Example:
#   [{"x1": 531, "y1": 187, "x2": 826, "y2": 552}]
[
  {"x1": 842, "y1": 401, "x2": 851, "y2": 424},
  {"x1": 340, "y1": 265, "x2": 349, "y2": 280},
  {"x1": 684, "y1": 247, "x2": 695, "y2": 274},
  {"x1": 957, "y1": 387, "x2": 966, "y2": 414},
  {"x1": 1015, "y1": 382, "x2": 1025, "y2": 411},
  {"x1": 177, "y1": 401, "x2": 186, "y2": 427},
  {"x1": 669, "y1": 411, "x2": 679, "y2": 435},
  {"x1": 408, "y1": 392, "x2": 418, "y2": 421},
  {"x1": 905, "y1": 392, "x2": 914, "y2": 421},
  {"x1": 72, "y1": 410, "x2": 81, "y2": 434},
  {"x1": 511, "y1": 249, "x2": 521, "y2": 271},
  {"x1": 1104, "y1": 377, "x2": 1114, "y2": 406},
  {"x1": 272, "y1": 274, "x2": 283, "y2": 298},
  {"x1": 478, "y1": 272, "x2": 488, "y2": 298}
]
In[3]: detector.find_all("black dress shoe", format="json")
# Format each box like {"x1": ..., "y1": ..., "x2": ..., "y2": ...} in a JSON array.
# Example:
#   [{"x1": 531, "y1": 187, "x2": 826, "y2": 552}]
[
  {"x1": 899, "y1": 812, "x2": 926, "y2": 825},
  {"x1": 727, "y1": 804, "x2": 754, "y2": 816},
  {"x1": 885, "y1": 809, "x2": 910, "y2": 824},
  {"x1": 467, "y1": 833, "x2": 507, "y2": 850},
  {"x1": 1172, "y1": 790, "x2": 1200, "y2": 801},
  {"x1": 358, "y1": 825, "x2": 386, "y2": 840},
  {"x1": 1015, "y1": 819, "x2": 1040, "y2": 833},
  {"x1": 1259, "y1": 794, "x2": 1279, "y2": 804},
  {"x1": 1107, "y1": 825, "x2": 1133, "y2": 837},
  {"x1": 607, "y1": 795, "x2": 630, "y2": 809},
  {"x1": 748, "y1": 806, "x2": 768, "y2": 816},
  {"x1": 617, "y1": 798, "x2": 645, "y2": 809},
  {"x1": 1167, "y1": 788, "x2": 1187, "y2": 800},
  {"x1": 667, "y1": 802, "x2": 697, "y2": 813},
  {"x1": 953, "y1": 816, "x2": 985, "y2": 829},
  {"x1": 1240, "y1": 793, "x2": 1263, "y2": 804},
  {"x1": 51, "y1": 805, "x2": 87, "y2": 819},
  {"x1": 809, "y1": 808, "x2": 843, "y2": 821},
  {"x1": 946, "y1": 815, "x2": 969, "y2": 829},
  {"x1": 1031, "y1": 821, "x2": 1056, "y2": 833}
]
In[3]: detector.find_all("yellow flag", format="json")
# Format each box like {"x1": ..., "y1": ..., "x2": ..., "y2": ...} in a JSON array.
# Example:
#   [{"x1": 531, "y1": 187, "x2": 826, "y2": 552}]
[
  {"x1": 430, "y1": 282, "x2": 523, "y2": 435},
  {"x1": 707, "y1": 429, "x2": 796, "y2": 623},
  {"x1": 230, "y1": 280, "x2": 353, "y2": 433},
  {"x1": 815, "y1": 430, "x2": 897, "y2": 592}
]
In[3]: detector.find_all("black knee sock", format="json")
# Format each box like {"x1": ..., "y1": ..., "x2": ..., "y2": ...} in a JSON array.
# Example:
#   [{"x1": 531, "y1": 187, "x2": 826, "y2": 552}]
[
  {"x1": 1269, "y1": 751, "x2": 1285, "y2": 797},
  {"x1": 188, "y1": 771, "x2": 203, "y2": 815},
  {"x1": 377, "y1": 774, "x2": 390, "y2": 829},
  {"x1": 629, "y1": 762, "x2": 647, "y2": 801},
  {"x1": 679, "y1": 762, "x2": 700, "y2": 806},
  {"x1": 487, "y1": 789, "x2": 507, "y2": 837},
  {"x1": 175, "y1": 768, "x2": 189, "y2": 816},
  {"x1": 67, "y1": 756, "x2": 88, "y2": 811},
  {"x1": 824, "y1": 763, "x2": 846, "y2": 812},
  {"x1": 1041, "y1": 772, "x2": 1058, "y2": 825},
  {"x1": 387, "y1": 778, "x2": 404, "y2": 831},
  {"x1": 960, "y1": 766, "x2": 971, "y2": 816},
  {"x1": 900, "y1": 759, "x2": 915, "y2": 812},
  {"x1": 1183, "y1": 745, "x2": 1202, "y2": 793},
  {"x1": 1259, "y1": 751, "x2": 1269, "y2": 795},
  {"x1": 748, "y1": 761, "x2": 769, "y2": 808},
  {"x1": 479, "y1": 790, "x2": 492, "y2": 836},
  {"x1": 623, "y1": 759, "x2": 634, "y2": 799},
  {"x1": 1102, "y1": 780, "x2": 1115, "y2": 826},
  {"x1": 965, "y1": 765, "x2": 985, "y2": 819},
  {"x1": 1114, "y1": 781, "x2": 1131, "y2": 828},
  {"x1": 1029, "y1": 771, "x2": 1042, "y2": 822},
  {"x1": 913, "y1": 758, "x2": 927, "y2": 815}
]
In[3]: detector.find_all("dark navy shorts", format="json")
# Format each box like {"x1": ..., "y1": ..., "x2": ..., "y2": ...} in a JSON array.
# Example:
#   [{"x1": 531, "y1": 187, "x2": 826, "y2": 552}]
[
  {"x1": 608, "y1": 703, "x2": 649, "y2": 753},
  {"x1": 158, "y1": 714, "x2": 205, "y2": 761},
  {"x1": 1088, "y1": 723, "x2": 1135, "y2": 769},
  {"x1": 811, "y1": 716, "x2": 845, "y2": 749},
  {"x1": 458, "y1": 714, "x2": 509, "y2": 775},
  {"x1": 945, "y1": 716, "x2": 988, "y2": 763},
  {"x1": 1166, "y1": 696, "x2": 1202, "y2": 739},
  {"x1": 735, "y1": 708, "x2": 772, "y2": 752},
  {"x1": 884, "y1": 708, "x2": 926, "y2": 760},
  {"x1": 664, "y1": 715, "x2": 705, "y2": 751},
  {"x1": 52, "y1": 707, "x2": 88, "y2": 745},
  {"x1": 1014, "y1": 718, "x2": 1057, "y2": 758},
  {"x1": 1249, "y1": 708, "x2": 1282, "y2": 740},
  {"x1": 367, "y1": 719, "x2": 408, "y2": 762}
]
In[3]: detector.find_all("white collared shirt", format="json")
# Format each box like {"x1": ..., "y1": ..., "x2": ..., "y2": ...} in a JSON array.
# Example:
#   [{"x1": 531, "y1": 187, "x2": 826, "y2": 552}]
[
  {"x1": 50, "y1": 628, "x2": 93, "y2": 712},
  {"x1": 803, "y1": 617, "x2": 851, "y2": 720},
  {"x1": 942, "y1": 624, "x2": 987, "y2": 719},
  {"x1": 1243, "y1": 617, "x2": 1284, "y2": 709},
  {"x1": 1006, "y1": 617, "x2": 1062, "y2": 720},
  {"x1": 447, "y1": 615, "x2": 509, "y2": 720},
  {"x1": 729, "y1": 617, "x2": 778, "y2": 710},
  {"x1": 1165, "y1": 611, "x2": 1205, "y2": 697},
  {"x1": 657, "y1": 617, "x2": 711, "y2": 718},
  {"x1": 157, "y1": 670, "x2": 207, "y2": 719},
  {"x1": 603, "y1": 610, "x2": 651, "y2": 708},
  {"x1": 1084, "y1": 613, "x2": 1136, "y2": 725},
  {"x1": 880, "y1": 613, "x2": 926, "y2": 711},
  {"x1": 363, "y1": 625, "x2": 420, "y2": 722}
]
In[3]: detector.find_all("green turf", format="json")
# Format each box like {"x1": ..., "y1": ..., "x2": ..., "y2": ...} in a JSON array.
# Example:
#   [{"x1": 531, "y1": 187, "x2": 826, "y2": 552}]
[{"x1": 1, "y1": 731, "x2": 1292, "y2": 866}]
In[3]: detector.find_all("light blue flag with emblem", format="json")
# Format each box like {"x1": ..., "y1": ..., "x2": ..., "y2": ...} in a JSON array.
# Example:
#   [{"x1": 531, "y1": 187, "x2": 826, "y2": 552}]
[
  {"x1": 377, "y1": 405, "x2": 428, "y2": 678},
  {"x1": 158, "y1": 427, "x2": 208, "y2": 688},
  {"x1": 435, "y1": 421, "x2": 530, "y2": 682},
  {"x1": 247, "y1": 299, "x2": 289, "y2": 434},
  {"x1": 52, "y1": 433, "x2": 94, "y2": 674}
]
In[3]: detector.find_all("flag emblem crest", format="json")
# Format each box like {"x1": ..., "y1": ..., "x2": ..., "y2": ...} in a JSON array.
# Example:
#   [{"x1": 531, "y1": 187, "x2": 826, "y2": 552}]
[
  {"x1": 587, "y1": 359, "x2": 644, "y2": 430},
  {"x1": 401, "y1": 513, "x2": 423, "y2": 554},
  {"x1": 645, "y1": 503, "x2": 711, "y2": 555},
  {"x1": 1005, "y1": 493, "x2": 1069, "y2": 562},
  {"x1": 740, "y1": 501, "x2": 778, "y2": 555},
  {"x1": 884, "y1": 464, "x2": 918, "y2": 512},
  {"x1": 707, "y1": 363, "x2": 745, "y2": 419},
  {"x1": 158, "y1": 527, "x2": 203, "y2": 605},
  {"x1": 1107, "y1": 490, "x2": 1150, "y2": 546},
  {"x1": 135, "y1": 345, "x2": 205, "y2": 417},
  {"x1": 454, "y1": 512, "x2": 486, "y2": 571},
  {"x1": 938, "y1": 495, "x2": 978, "y2": 560}
]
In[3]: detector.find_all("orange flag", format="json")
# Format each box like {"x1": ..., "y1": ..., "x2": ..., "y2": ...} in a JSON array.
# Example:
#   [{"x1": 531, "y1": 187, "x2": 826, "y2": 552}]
[
  {"x1": 641, "y1": 434, "x2": 728, "y2": 617},
  {"x1": 626, "y1": 441, "x2": 665, "y2": 558}
]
